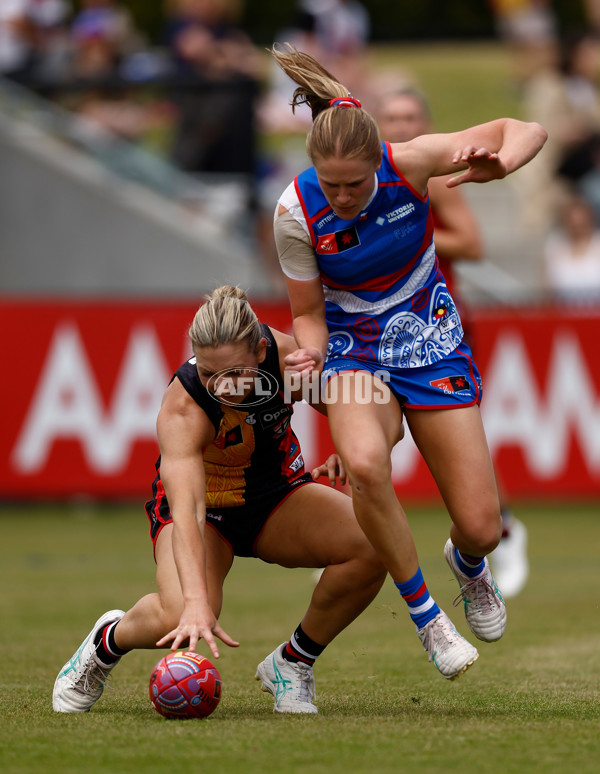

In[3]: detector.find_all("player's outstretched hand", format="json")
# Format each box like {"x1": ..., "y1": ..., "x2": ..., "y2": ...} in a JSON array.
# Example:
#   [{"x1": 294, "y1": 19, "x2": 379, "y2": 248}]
[
  {"x1": 284, "y1": 347, "x2": 323, "y2": 378},
  {"x1": 447, "y1": 146, "x2": 507, "y2": 187},
  {"x1": 156, "y1": 601, "x2": 240, "y2": 660},
  {"x1": 311, "y1": 453, "x2": 347, "y2": 487}
]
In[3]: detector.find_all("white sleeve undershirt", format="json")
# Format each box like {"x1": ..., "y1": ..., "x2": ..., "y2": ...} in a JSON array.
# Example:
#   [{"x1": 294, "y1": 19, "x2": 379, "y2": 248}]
[{"x1": 273, "y1": 182, "x2": 320, "y2": 281}]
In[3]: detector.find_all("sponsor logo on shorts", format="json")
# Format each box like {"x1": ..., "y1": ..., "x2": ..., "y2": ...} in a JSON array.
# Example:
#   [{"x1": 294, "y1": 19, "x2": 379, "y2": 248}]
[{"x1": 429, "y1": 375, "x2": 471, "y2": 395}]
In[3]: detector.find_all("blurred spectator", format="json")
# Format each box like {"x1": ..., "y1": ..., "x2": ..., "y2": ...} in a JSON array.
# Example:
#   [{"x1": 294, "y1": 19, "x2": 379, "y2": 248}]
[
  {"x1": 0, "y1": 0, "x2": 69, "y2": 84},
  {"x1": 517, "y1": 30, "x2": 600, "y2": 232},
  {"x1": 165, "y1": 0, "x2": 258, "y2": 80},
  {"x1": 259, "y1": 0, "x2": 370, "y2": 134},
  {"x1": 294, "y1": 0, "x2": 370, "y2": 69},
  {"x1": 59, "y1": 1, "x2": 168, "y2": 143},
  {"x1": 70, "y1": 0, "x2": 145, "y2": 80},
  {"x1": 544, "y1": 189, "x2": 600, "y2": 301},
  {"x1": 489, "y1": 0, "x2": 558, "y2": 85},
  {"x1": 583, "y1": 0, "x2": 600, "y2": 32},
  {"x1": 490, "y1": 0, "x2": 557, "y2": 47},
  {"x1": 164, "y1": 0, "x2": 260, "y2": 175}
]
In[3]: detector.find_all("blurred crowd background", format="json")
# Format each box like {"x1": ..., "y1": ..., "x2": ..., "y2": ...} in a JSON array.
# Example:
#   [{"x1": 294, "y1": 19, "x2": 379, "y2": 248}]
[{"x1": 2, "y1": 0, "x2": 600, "y2": 302}]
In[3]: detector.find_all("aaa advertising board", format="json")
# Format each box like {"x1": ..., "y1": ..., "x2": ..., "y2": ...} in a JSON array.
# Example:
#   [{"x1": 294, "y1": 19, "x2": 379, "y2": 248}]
[{"x1": 1, "y1": 300, "x2": 598, "y2": 499}]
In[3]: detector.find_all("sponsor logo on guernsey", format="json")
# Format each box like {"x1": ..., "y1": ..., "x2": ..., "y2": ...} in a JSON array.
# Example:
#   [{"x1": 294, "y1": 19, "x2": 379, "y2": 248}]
[
  {"x1": 316, "y1": 212, "x2": 336, "y2": 229},
  {"x1": 429, "y1": 375, "x2": 471, "y2": 395},
  {"x1": 377, "y1": 203, "x2": 416, "y2": 225},
  {"x1": 316, "y1": 226, "x2": 360, "y2": 254},
  {"x1": 289, "y1": 454, "x2": 304, "y2": 473},
  {"x1": 258, "y1": 405, "x2": 292, "y2": 431}
]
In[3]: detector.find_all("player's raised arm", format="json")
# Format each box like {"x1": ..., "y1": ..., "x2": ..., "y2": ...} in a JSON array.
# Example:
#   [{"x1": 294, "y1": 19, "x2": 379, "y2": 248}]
[{"x1": 395, "y1": 118, "x2": 548, "y2": 194}]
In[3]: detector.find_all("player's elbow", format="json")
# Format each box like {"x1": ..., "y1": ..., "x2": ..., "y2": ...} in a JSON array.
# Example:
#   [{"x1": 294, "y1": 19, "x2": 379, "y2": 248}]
[{"x1": 530, "y1": 121, "x2": 548, "y2": 147}]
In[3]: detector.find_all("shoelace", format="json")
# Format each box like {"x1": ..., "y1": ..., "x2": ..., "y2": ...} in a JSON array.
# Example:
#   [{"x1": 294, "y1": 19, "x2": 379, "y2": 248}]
[
  {"x1": 452, "y1": 574, "x2": 498, "y2": 613},
  {"x1": 293, "y1": 665, "x2": 317, "y2": 702},
  {"x1": 75, "y1": 657, "x2": 114, "y2": 695},
  {"x1": 422, "y1": 615, "x2": 457, "y2": 662}
]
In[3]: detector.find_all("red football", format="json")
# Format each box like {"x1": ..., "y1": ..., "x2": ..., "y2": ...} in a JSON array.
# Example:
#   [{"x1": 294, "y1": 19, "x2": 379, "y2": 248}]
[{"x1": 149, "y1": 651, "x2": 222, "y2": 719}]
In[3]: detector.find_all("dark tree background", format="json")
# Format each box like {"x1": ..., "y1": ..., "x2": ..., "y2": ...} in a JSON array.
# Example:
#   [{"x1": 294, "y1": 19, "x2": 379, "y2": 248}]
[{"x1": 71, "y1": 1, "x2": 589, "y2": 45}]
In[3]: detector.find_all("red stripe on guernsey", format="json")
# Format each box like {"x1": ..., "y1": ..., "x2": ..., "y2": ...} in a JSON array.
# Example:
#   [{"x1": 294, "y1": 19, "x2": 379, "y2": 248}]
[
  {"x1": 384, "y1": 141, "x2": 429, "y2": 202},
  {"x1": 294, "y1": 176, "x2": 318, "y2": 248},
  {"x1": 309, "y1": 202, "x2": 334, "y2": 228},
  {"x1": 320, "y1": 208, "x2": 435, "y2": 292},
  {"x1": 404, "y1": 581, "x2": 428, "y2": 602}
]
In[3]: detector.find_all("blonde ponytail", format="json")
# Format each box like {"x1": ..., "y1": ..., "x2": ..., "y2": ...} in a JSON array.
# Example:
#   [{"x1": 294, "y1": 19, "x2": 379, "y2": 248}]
[{"x1": 270, "y1": 43, "x2": 381, "y2": 166}]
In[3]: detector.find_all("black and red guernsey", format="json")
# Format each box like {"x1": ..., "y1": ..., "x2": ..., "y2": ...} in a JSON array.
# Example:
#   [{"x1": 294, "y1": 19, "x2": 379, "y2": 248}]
[{"x1": 146, "y1": 325, "x2": 306, "y2": 510}]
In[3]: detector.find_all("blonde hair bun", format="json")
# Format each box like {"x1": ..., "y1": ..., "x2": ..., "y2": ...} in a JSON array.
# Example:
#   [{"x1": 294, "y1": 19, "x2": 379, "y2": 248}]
[{"x1": 189, "y1": 285, "x2": 261, "y2": 351}]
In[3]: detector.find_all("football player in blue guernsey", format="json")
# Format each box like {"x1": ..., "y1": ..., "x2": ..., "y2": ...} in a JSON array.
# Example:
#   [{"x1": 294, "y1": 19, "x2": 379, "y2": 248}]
[
  {"x1": 54, "y1": 285, "x2": 390, "y2": 716},
  {"x1": 270, "y1": 45, "x2": 547, "y2": 675}
]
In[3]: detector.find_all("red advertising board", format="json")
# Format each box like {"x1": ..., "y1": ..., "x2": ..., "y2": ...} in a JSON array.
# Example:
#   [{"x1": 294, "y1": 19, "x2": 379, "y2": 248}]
[{"x1": 1, "y1": 299, "x2": 599, "y2": 500}]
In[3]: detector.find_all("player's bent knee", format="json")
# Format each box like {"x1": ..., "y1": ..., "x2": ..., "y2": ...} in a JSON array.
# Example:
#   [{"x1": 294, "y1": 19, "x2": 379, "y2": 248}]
[
  {"x1": 457, "y1": 512, "x2": 502, "y2": 555},
  {"x1": 344, "y1": 449, "x2": 392, "y2": 490}
]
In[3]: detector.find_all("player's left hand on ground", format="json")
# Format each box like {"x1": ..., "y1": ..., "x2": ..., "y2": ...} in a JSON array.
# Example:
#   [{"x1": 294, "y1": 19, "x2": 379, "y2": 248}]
[
  {"x1": 311, "y1": 453, "x2": 347, "y2": 487},
  {"x1": 446, "y1": 146, "x2": 507, "y2": 187}
]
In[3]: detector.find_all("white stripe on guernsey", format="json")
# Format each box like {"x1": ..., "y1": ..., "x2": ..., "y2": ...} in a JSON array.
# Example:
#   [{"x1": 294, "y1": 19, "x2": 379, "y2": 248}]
[
  {"x1": 407, "y1": 597, "x2": 436, "y2": 616},
  {"x1": 290, "y1": 632, "x2": 315, "y2": 660},
  {"x1": 323, "y1": 244, "x2": 436, "y2": 315}
]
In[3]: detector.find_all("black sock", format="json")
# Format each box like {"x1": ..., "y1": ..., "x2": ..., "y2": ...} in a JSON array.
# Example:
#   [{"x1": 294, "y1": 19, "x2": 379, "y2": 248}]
[
  {"x1": 282, "y1": 623, "x2": 326, "y2": 666},
  {"x1": 93, "y1": 621, "x2": 129, "y2": 665}
]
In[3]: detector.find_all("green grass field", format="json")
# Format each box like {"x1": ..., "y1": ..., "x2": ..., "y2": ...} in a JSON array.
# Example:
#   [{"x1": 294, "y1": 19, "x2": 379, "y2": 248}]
[{"x1": 1, "y1": 501, "x2": 598, "y2": 774}]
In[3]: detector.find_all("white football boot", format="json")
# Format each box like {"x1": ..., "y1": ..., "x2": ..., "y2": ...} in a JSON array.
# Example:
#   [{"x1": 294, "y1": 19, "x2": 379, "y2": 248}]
[
  {"x1": 489, "y1": 517, "x2": 529, "y2": 599},
  {"x1": 255, "y1": 643, "x2": 318, "y2": 714},
  {"x1": 417, "y1": 610, "x2": 479, "y2": 680},
  {"x1": 53, "y1": 609, "x2": 125, "y2": 712},
  {"x1": 444, "y1": 539, "x2": 507, "y2": 642}
]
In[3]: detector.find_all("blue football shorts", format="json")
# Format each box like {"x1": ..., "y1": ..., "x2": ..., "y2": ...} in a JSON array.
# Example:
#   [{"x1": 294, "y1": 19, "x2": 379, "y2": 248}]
[{"x1": 322, "y1": 342, "x2": 483, "y2": 410}]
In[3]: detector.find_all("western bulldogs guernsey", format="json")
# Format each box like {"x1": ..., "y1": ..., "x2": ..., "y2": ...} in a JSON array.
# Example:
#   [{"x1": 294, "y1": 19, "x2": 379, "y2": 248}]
[
  {"x1": 294, "y1": 142, "x2": 464, "y2": 369},
  {"x1": 147, "y1": 325, "x2": 305, "y2": 510}
]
